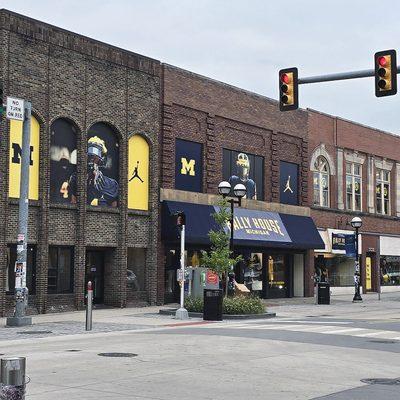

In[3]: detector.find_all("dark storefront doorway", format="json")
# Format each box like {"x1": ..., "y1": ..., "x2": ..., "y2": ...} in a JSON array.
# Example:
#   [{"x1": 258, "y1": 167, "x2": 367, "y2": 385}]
[
  {"x1": 86, "y1": 250, "x2": 105, "y2": 303},
  {"x1": 264, "y1": 254, "x2": 293, "y2": 298}
]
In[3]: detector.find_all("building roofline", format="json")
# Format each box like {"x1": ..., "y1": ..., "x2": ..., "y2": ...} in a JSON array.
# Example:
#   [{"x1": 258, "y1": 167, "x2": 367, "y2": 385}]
[
  {"x1": 163, "y1": 63, "x2": 310, "y2": 115},
  {"x1": 0, "y1": 8, "x2": 160, "y2": 65},
  {"x1": 307, "y1": 107, "x2": 400, "y2": 139}
]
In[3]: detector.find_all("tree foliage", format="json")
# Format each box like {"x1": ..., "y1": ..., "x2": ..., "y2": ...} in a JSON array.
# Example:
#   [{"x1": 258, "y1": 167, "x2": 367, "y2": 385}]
[{"x1": 201, "y1": 198, "x2": 242, "y2": 284}]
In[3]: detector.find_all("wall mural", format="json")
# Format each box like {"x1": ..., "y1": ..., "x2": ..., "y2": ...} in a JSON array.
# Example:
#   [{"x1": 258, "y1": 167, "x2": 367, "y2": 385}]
[
  {"x1": 8, "y1": 117, "x2": 40, "y2": 200},
  {"x1": 50, "y1": 119, "x2": 77, "y2": 203},
  {"x1": 128, "y1": 135, "x2": 149, "y2": 210},
  {"x1": 70, "y1": 122, "x2": 119, "y2": 207},
  {"x1": 175, "y1": 139, "x2": 203, "y2": 193},
  {"x1": 222, "y1": 149, "x2": 264, "y2": 200},
  {"x1": 280, "y1": 161, "x2": 299, "y2": 205}
]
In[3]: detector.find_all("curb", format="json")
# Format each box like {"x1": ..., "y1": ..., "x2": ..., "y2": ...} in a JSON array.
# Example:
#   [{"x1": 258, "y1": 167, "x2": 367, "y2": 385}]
[{"x1": 159, "y1": 309, "x2": 276, "y2": 320}]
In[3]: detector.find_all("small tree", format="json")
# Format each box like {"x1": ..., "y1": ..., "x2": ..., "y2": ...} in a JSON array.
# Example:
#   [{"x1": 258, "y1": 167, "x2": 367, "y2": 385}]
[{"x1": 201, "y1": 198, "x2": 242, "y2": 297}]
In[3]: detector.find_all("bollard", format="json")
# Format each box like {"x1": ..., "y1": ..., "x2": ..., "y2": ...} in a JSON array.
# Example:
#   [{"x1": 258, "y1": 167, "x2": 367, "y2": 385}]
[
  {"x1": 86, "y1": 281, "x2": 93, "y2": 331},
  {"x1": 0, "y1": 357, "x2": 26, "y2": 400}
]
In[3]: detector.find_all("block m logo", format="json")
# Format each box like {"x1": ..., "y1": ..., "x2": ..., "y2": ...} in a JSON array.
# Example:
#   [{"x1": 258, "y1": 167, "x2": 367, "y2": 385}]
[{"x1": 180, "y1": 158, "x2": 195, "y2": 176}]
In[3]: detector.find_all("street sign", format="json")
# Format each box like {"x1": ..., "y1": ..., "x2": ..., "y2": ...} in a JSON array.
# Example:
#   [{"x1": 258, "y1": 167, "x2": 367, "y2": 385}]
[
  {"x1": 177, "y1": 268, "x2": 184, "y2": 282},
  {"x1": 6, "y1": 97, "x2": 24, "y2": 121}
]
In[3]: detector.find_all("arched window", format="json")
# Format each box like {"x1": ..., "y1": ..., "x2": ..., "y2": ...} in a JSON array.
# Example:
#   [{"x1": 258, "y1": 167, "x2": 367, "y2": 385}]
[
  {"x1": 85, "y1": 122, "x2": 119, "y2": 207},
  {"x1": 313, "y1": 156, "x2": 330, "y2": 207},
  {"x1": 50, "y1": 118, "x2": 77, "y2": 204}
]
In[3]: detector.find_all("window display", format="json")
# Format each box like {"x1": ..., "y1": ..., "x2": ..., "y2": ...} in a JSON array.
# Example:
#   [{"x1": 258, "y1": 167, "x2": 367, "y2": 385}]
[{"x1": 380, "y1": 256, "x2": 400, "y2": 286}]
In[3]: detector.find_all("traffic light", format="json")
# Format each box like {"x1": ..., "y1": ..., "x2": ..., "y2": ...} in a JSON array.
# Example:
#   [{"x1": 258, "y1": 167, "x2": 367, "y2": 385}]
[
  {"x1": 375, "y1": 50, "x2": 397, "y2": 97},
  {"x1": 175, "y1": 211, "x2": 186, "y2": 227},
  {"x1": 279, "y1": 67, "x2": 298, "y2": 111}
]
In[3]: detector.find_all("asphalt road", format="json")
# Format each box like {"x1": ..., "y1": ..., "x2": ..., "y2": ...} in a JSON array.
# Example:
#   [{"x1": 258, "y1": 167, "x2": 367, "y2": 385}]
[{"x1": 1, "y1": 295, "x2": 400, "y2": 399}]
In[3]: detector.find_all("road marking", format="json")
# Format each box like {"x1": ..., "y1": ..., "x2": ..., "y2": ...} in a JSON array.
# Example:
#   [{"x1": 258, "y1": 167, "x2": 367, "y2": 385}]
[{"x1": 195, "y1": 321, "x2": 400, "y2": 341}]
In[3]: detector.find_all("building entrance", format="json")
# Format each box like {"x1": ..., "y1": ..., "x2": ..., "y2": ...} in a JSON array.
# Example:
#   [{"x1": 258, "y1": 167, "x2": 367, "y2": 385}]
[
  {"x1": 86, "y1": 250, "x2": 105, "y2": 303},
  {"x1": 264, "y1": 254, "x2": 293, "y2": 298}
]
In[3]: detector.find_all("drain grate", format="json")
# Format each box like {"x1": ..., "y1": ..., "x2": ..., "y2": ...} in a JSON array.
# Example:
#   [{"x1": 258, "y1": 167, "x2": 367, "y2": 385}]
[
  {"x1": 369, "y1": 339, "x2": 399, "y2": 344},
  {"x1": 98, "y1": 352, "x2": 138, "y2": 358},
  {"x1": 17, "y1": 330, "x2": 52, "y2": 335},
  {"x1": 361, "y1": 378, "x2": 400, "y2": 385}
]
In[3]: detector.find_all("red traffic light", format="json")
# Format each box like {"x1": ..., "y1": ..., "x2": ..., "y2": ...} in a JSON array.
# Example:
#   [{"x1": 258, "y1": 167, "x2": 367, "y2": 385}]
[
  {"x1": 280, "y1": 73, "x2": 290, "y2": 84},
  {"x1": 374, "y1": 50, "x2": 397, "y2": 97},
  {"x1": 378, "y1": 56, "x2": 387, "y2": 67},
  {"x1": 279, "y1": 67, "x2": 298, "y2": 111}
]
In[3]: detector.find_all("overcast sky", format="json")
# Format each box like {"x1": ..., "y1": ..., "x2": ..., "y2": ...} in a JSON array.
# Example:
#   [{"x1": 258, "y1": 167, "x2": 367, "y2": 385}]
[{"x1": 2, "y1": 0, "x2": 400, "y2": 134}]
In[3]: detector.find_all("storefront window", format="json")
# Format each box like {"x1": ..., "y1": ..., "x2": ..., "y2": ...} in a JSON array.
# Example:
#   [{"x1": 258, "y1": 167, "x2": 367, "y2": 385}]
[
  {"x1": 242, "y1": 253, "x2": 263, "y2": 293},
  {"x1": 48, "y1": 247, "x2": 74, "y2": 294},
  {"x1": 6, "y1": 245, "x2": 36, "y2": 294},
  {"x1": 380, "y1": 256, "x2": 400, "y2": 286},
  {"x1": 127, "y1": 248, "x2": 146, "y2": 291},
  {"x1": 315, "y1": 255, "x2": 354, "y2": 286}
]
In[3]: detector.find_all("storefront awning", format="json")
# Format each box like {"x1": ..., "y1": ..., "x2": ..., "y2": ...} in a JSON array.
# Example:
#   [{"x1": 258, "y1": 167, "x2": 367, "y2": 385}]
[{"x1": 162, "y1": 201, "x2": 325, "y2": 250}]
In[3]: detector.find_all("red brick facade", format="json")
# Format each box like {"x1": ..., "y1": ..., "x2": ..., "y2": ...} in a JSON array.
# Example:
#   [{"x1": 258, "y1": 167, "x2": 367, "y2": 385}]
[{"x1": 309, "y1": 109, "x2": 400, "y2": 292}]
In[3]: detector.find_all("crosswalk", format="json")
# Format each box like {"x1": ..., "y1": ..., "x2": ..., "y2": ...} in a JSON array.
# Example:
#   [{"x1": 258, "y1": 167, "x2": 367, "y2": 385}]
[{"x1": 199, "y1": 319, "x2": 400, "y2": 341}]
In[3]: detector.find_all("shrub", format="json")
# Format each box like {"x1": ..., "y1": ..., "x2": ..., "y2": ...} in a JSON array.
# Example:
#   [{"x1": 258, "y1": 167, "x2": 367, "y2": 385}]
[
  {"x1": 184, "y1": 296, "x2": 203, "y2": 313},
  {"x1": 223, "y1": 296, "x2": 265, "y2": 315},
  {"x1": 184, "y1": 295, "x2": 265, "y2": 315}
]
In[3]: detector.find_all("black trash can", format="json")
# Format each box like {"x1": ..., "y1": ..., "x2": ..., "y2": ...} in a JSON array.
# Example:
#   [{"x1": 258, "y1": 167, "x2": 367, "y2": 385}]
[
  {"x1": 203, "y1": 289, "x2": 223, "y2": 321},
  {"x1": 317, "y1": 282, "x2": 330, "y2": 305}
]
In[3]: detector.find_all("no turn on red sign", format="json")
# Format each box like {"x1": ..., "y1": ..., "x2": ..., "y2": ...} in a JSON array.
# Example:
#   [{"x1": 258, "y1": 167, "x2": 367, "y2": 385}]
[{"x1": 6, "y1": 97, "x2": 24, "y2": 121}]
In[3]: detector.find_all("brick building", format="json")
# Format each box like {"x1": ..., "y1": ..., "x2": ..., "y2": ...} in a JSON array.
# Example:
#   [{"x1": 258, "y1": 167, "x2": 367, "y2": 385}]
[
  {"x1": 3, "y1": 10, "x2": 399, "y2": 316},
  {"x1": 0, "y1": 9, "x2": 161, "y2": 317},
  {"x1": 309, "y1": 109, "x2": 400, "y2": 294},
  {"x1": 159, "y1": 64, "x2": 323, "y2": 303}
]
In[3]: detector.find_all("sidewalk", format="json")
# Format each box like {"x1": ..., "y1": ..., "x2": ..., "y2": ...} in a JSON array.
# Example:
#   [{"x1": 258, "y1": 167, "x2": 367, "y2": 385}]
[{"x1": 1, "y1": 292, "x2": 399, "y2": 342}]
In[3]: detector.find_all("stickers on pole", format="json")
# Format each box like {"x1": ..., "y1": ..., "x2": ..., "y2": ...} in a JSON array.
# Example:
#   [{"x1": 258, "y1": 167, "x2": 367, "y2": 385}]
[{"x1": 6, "y1": 97, "x2": 24, "y2": 121}]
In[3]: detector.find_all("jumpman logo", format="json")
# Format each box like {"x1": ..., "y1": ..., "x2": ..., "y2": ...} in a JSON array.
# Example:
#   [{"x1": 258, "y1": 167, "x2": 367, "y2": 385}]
[
  {"x1": 129, "y1": 161, "x2": 144, "y2": 183},
  {"x1": 284, "y1": 175, "x2": 293, "y2": 193}
]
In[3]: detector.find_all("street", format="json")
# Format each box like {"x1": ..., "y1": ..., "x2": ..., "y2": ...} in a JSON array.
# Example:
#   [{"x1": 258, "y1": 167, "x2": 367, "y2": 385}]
[{"x1": 1, "y1": 293, "x2": 400, "y2": 399}]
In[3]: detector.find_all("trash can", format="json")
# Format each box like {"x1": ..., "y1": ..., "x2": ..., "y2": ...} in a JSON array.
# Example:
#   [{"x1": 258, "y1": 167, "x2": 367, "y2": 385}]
[
  {"x1": 203, "y1": 289, "x2": 223, "y2": 321},
  {"x1": 317, "y1": 282, "x2": 330, "y2": 305}
]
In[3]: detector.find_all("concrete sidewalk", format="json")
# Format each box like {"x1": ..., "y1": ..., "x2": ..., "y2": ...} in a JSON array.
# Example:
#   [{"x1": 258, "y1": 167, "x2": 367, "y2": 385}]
[{"x1": 1, "y1": 292, "x2": 398, "y2": 342}]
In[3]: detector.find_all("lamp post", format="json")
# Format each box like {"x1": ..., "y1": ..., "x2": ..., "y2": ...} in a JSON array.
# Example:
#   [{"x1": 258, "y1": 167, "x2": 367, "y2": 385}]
[
  {"x1": 217, "y1": 181, "x2": 247, "y2": 255},
  {"x1": 351, "y1": 216, "x2": 363, "y2": 302}
]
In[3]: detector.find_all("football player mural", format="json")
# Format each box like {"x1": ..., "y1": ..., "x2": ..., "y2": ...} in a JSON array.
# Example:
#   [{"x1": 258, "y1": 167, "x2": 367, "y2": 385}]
[
  {"x1": 69, "y1": 123, "x2": 120, "y2": 207},
  {"x1": 223, "y1": 149, "x2": 264, "y2": 200},
  {"x1": 50, "y1": 119, "x2": 77, "y2": 204},
  {"x1": 229, "y1": 152, "x2": 257, "y2": 199}
]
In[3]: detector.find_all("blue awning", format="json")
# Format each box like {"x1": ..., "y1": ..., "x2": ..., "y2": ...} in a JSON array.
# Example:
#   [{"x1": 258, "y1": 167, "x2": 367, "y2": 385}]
[{"x1": 162, "y1": 201, "x2": 325, "y2": 250}]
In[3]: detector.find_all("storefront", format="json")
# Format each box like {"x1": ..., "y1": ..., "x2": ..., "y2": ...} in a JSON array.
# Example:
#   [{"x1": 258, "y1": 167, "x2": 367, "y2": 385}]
[
  {"x1": 315, "y1": 229, "x2": 361, "y2": 294},
  {"x1": 162, "y1": 201, "x2": 324, "y2": 303},
  {"x1": 379, "y1": 236, "x2": 400, "y2": 292}
]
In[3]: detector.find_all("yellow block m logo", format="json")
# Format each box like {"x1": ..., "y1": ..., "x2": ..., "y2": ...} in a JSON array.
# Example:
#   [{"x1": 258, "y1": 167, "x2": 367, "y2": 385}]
[{"x1": 180, "y1": 158, "x2": 196, "y2": 176}]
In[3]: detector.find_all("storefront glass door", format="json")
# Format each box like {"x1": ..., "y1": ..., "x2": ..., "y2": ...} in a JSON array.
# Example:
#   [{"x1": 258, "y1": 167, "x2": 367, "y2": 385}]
[{"x1": 264, "y1": 254, "x2": 291, "y2": 298}]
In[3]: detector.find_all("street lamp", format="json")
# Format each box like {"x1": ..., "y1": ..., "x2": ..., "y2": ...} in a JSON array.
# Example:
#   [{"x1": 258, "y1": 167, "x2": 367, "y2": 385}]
[
  {"x1": 218, "y1": 181, "x2": 247, "y2": 254},
  {"x1": 351, "y1": 216, "x2": 363, "y2": 302}
]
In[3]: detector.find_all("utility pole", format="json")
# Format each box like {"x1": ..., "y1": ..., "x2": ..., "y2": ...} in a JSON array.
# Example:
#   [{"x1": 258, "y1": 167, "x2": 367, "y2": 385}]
[{"x1": 6, "y1": 99, "x2": 32, "y2": 327}]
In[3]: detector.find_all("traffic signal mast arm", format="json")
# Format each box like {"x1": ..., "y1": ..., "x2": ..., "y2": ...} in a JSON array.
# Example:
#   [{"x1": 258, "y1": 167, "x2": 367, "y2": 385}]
[
  {"x1": 299, "y1": 68, "x2": 374, "y2": 84},
  {"x1": 298, "y1": 66, "x2": 400, "y2": 85}
]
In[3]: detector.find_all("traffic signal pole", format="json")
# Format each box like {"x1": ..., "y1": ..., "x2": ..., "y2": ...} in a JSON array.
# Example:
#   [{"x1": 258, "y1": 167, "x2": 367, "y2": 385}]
[{"x1": 280, "y1": 50, "x2": 399, "y2": 110}]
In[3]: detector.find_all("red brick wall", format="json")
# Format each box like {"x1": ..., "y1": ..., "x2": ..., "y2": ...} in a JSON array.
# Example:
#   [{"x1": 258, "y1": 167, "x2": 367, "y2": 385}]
[{"x1": 160, "y1": 64, "x2": 311, "y2": 300}]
